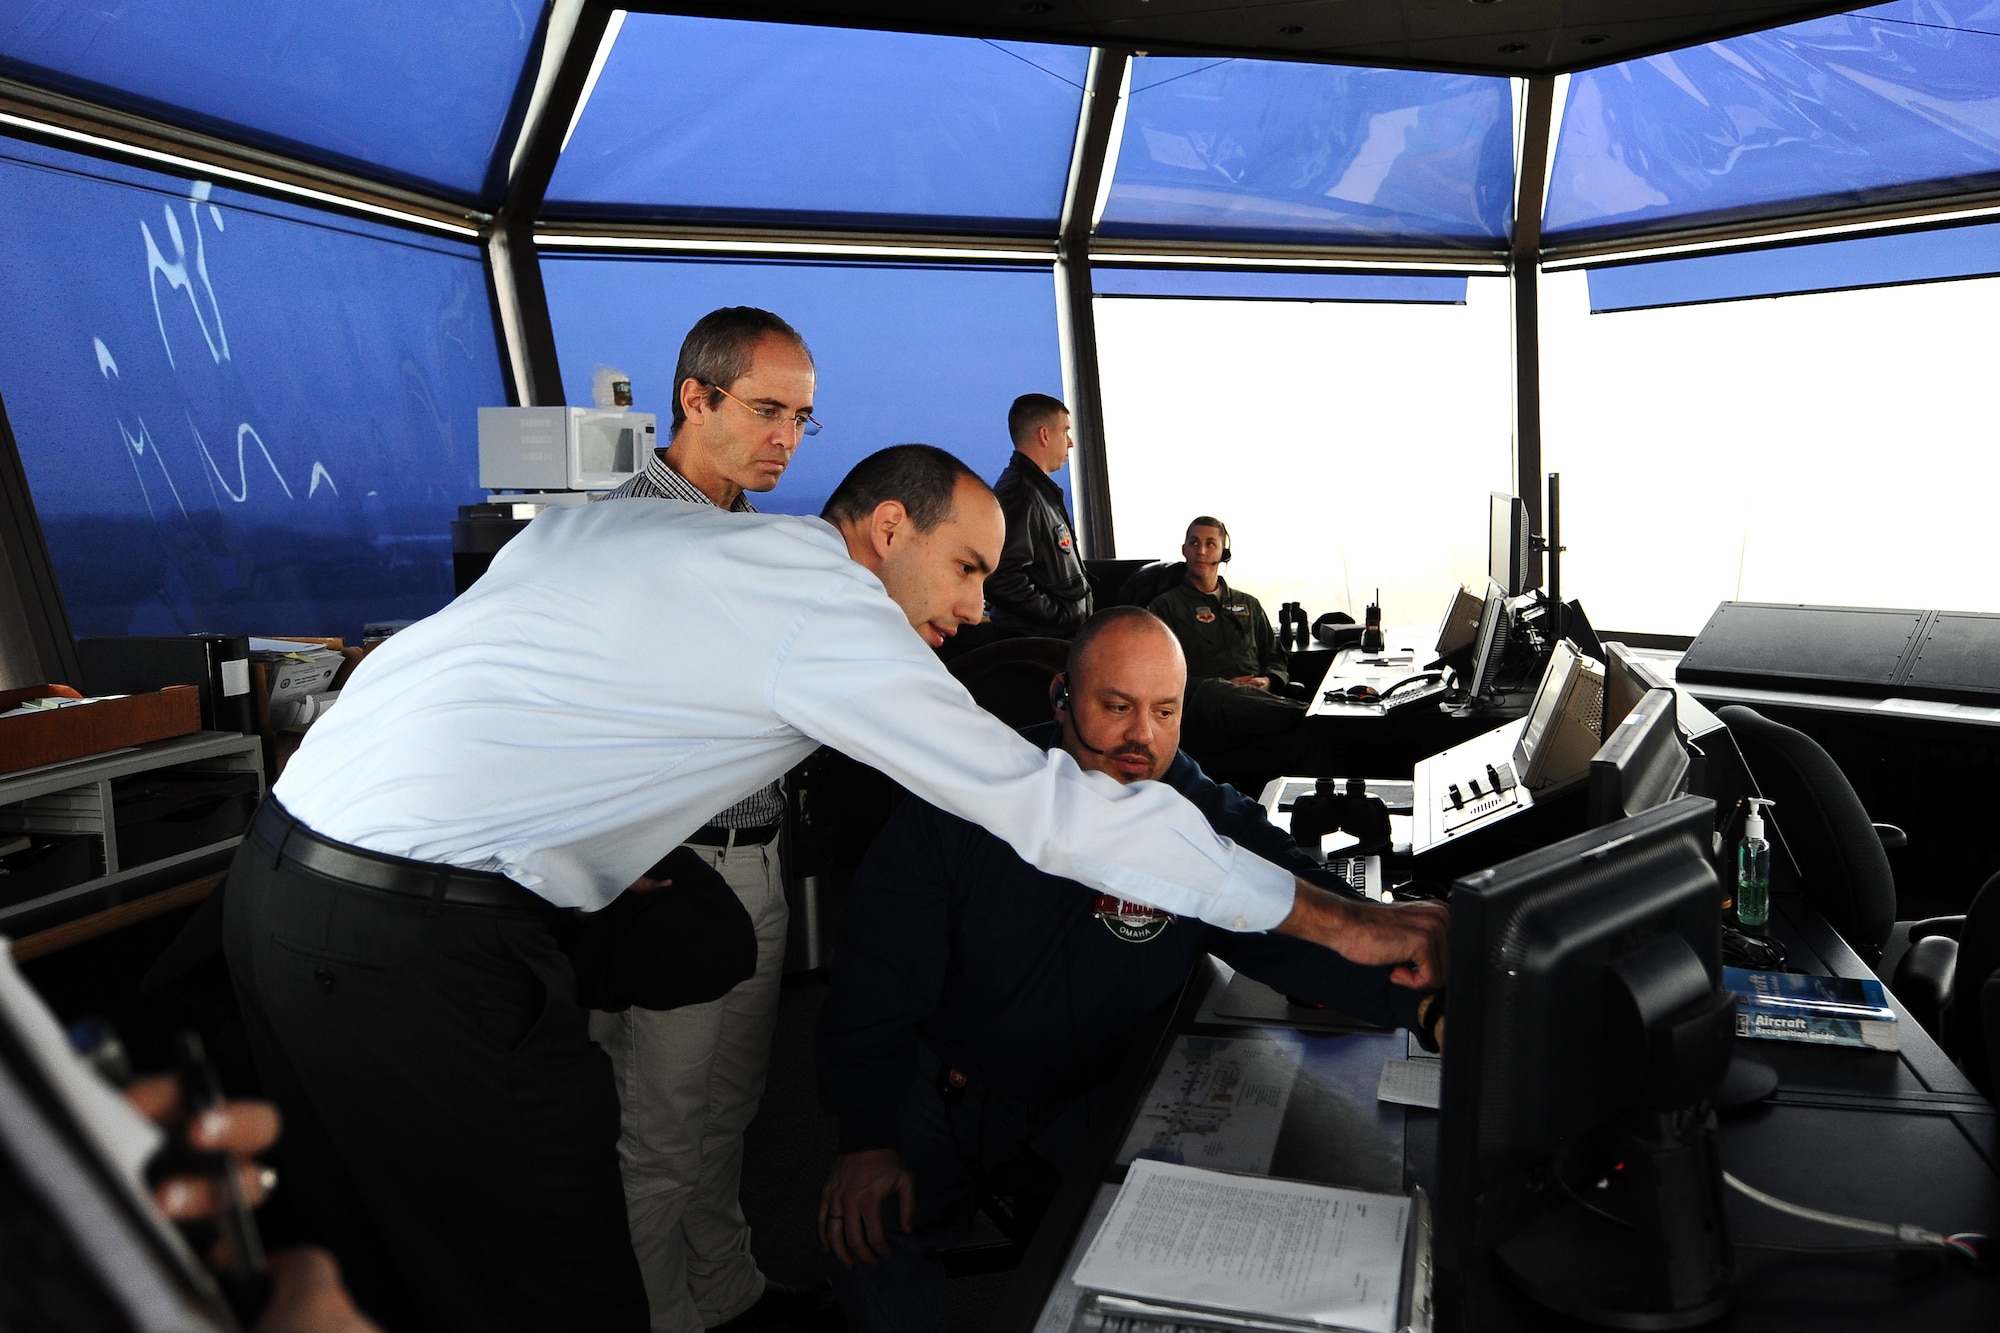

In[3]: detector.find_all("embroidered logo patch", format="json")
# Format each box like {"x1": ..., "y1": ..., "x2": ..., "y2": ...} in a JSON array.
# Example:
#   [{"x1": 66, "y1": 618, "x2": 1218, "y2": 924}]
[
  {"x1": 1058, "y1": 531, "x2": 1073, "y2": 551},
  {"x1": 1094, "y1": 894, "x2": 1173, "y2": 943},
  {"x1": 1194, "y1": 608, "x2": 1216, "y2": 624}
]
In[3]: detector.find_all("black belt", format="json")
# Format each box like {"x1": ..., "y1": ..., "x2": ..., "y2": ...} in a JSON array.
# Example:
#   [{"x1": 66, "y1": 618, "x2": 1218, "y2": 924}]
[
  {"x1": 250, "y1": 801, "x2": 548, "y2": 913},
  {"x1": 685, "y1": 822, "x2": 780, "y2": 849}
]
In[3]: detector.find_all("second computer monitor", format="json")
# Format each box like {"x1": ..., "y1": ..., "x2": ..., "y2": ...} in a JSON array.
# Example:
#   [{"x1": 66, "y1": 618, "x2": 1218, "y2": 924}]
[
  {"x1": 1589, "y1": 686, "x2": 1692, "y2": 826},
  {"x1": 1489, "y1": 492, "x2": 1538, "y2": 597},
  {"x1": 1464, "y1": 578, "x2": 1511, "y2": 701}
]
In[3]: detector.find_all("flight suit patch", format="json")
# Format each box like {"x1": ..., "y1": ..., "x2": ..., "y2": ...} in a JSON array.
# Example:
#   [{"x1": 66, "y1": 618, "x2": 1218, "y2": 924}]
[
  {"x1": 1095, "y1": 894, "x2": 1173, "y2": 942},
  {"x1": 1194, "y1": 608, "x2": 1216, "y2": 624}
]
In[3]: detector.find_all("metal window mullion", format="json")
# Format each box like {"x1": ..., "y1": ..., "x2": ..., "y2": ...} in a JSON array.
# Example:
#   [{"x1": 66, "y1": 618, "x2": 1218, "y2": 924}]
[
  {"x1": 1056, "y1": 47, "x2": 1130, "y2": 560},
  {"x1": 1512, "y1": 77, "x2": 1557, "y2": 536},
  {"x1": 486, "y1": 0, "x2": 617, "y2": 407}
]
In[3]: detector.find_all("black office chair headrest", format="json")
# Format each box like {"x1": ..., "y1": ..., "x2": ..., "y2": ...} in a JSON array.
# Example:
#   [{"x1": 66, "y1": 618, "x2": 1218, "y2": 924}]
[
  {"x1": 1713, "y1": 704, "x2": 1896, "y2": 960},
  {"x1": 1114, "y1": 560, "x2": 1186, "y2": 609},
  {"x1": 946, "y1": 637, "x2": 1071, "y2": 730}
]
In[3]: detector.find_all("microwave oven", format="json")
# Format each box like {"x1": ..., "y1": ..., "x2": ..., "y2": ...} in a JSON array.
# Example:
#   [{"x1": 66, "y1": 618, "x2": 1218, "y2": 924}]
[{"x1": 478, "y1": 407, "x2": 657, "y2": 491}]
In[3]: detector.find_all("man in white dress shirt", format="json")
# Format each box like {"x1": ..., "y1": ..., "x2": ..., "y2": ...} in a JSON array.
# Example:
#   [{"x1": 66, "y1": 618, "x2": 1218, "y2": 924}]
[
  {"x1": 222, "y1": 445, "x2": 1447, "y2": 1333},
  {"x1": 593, "y1": 307, "x2": 827, "y2": 1333}
]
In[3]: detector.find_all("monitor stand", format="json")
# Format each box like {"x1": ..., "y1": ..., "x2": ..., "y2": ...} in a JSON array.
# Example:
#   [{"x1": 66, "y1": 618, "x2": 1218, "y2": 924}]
[{"x1": 1494, "y1": 1111, "x2": 1733, "y2": 1330}]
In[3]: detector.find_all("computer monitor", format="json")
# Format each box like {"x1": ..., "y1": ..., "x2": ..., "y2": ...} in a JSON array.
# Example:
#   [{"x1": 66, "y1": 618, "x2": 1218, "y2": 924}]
[
  {"x1": 1514, "y1": 638, "x2": 1605, "y2": 793},
  {"x1": 1435, "y1": 795, "x2": 1735, "y2": 1329},
  {"x1": 1488, "y1": 492, "x2": 1536, "y2": 597},
  {"x1": 1590, "y1": 687, "x2": 1691, "y2": 826},
  {"x1": 1602, "y1": 640, "x2": 1674, "y2": 733},
  {"x1": 1463, "y1": 579, "x2": 1511, "y2": 702}
]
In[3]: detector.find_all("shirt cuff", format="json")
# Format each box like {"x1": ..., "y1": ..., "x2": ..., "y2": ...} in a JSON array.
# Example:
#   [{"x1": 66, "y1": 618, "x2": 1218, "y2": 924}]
[
  {"x1": 1206, "y1": 844, "x2": 1296, "y2": 933},
  {"x1": 836, "y1": 1107, "x2": 904, "y2": 1157}
]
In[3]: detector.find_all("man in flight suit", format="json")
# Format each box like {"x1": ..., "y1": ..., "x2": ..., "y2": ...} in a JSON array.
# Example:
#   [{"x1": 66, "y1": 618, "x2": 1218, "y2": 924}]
[{"x1": 1148, "y1": 516, "x2": 1321, "y2": 782}]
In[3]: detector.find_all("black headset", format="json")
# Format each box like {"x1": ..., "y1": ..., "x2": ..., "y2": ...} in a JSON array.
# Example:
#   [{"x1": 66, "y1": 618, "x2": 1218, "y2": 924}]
[{"x1": 1051, "y1": 674, "x2": 1107, "y2": 756}]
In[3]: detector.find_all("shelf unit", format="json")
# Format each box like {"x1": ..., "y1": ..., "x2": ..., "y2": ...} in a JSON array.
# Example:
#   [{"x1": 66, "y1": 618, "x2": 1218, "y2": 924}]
[{"x1": 0, "y1": 731, "x2": 263, "y2": 933}]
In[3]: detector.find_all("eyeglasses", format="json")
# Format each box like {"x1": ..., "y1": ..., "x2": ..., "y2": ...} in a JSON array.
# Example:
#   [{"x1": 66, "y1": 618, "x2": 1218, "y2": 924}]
[{"x1": 705, "y1": 382, "x2": 822, "y2": 437}]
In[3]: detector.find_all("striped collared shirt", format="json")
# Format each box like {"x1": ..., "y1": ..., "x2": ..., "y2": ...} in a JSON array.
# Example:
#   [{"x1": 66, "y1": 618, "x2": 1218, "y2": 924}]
[
  {"x1": 599, "y1": 450, "x2": 759, "y2": 511},
  {"x1": 598, "y1": 450, "x2": 783, "y2": 828}
]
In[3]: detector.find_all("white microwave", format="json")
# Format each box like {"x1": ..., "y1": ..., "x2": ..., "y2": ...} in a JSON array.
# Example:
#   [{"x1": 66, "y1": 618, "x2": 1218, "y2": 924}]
[{"x1": 478, "y1": 407, "x2": 657, "y2": 491}]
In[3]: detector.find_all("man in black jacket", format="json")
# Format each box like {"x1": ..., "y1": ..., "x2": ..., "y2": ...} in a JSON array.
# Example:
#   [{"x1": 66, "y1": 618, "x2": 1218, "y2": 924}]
[
  {"x1": 814, "y1": 608, "x2": 1444, "y2": 1333},
  {"x1": 985, "y1": 393, "x2": 1092, "y2": 637}
]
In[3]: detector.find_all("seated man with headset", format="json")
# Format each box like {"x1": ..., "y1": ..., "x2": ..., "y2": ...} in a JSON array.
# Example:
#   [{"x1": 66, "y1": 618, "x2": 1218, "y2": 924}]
[
  {"x1": 1146, "y1": 515, "x2": 1324, "y2": 785},
  {"x1": 814, "y1": 607, "x2": 1443, "y2": 1333}
]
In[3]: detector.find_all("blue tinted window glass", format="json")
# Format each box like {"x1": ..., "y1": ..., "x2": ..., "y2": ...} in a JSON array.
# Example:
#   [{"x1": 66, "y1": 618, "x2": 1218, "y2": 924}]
[
  {"x1": 1585, "y1": 221, "x2": 2000, "y2": 310},
  {"x1": 1097, "y1": 57, "x2": 1514, "y2": 247},
  {"x1": 1545, "y1": 2, "x2": 2000, "y2": 242},
  {"x1": 0, "y1": 1, "x2": 543, "y2": 201},
  {"x1": 541, "y1": 256, "x2": 1065, "y2": 515},
  {"x1": 0, "y1": 137, "x2": 503, "y2": 641},
  {"x1": 1092, "y1": 269, "x2": 1467, "y2": 302},
  {"x1": 544, "y1": 15, "x2": 1088, "y2": 231}
]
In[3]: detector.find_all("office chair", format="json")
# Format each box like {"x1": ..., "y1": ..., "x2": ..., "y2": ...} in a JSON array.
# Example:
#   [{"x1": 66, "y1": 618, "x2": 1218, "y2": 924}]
[
  {"x1": 1714, "y1": 705, "x2": 1976, "y2": 1038},
  {"x1": 1113, "y1": 559, "x2": 1185, "y2": 608},
  {"x1": 945, "y1": 636, "x2": 1071, "y2": 729},
  {"x1": 1934, "y1": 872, "x2": 2000, "y2": 1098},
  {"x1": 1714, "y1": 707, "x2": 1900, "y2": 958}
]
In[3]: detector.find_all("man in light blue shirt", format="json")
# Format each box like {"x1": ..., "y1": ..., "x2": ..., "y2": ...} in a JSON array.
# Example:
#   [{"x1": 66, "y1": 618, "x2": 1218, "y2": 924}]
[{"x1": 225, "y1": 444, "x2": 1446, "y2": 1333}]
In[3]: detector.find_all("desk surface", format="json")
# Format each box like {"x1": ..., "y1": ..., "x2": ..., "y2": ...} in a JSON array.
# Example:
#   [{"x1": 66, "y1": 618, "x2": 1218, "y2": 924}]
[
  {"x1": 997, "y1": 903, "x2": 1997, "y2": 1333},
  {"x1": 1304, "y1": 627, "x2": 1446, "y2": 720}
]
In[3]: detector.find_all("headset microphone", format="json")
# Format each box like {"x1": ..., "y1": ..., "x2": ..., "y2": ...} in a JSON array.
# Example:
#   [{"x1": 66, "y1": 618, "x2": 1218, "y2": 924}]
[{"x1": 1052, "y1": 677, "x2": 1109, "y2": 756}]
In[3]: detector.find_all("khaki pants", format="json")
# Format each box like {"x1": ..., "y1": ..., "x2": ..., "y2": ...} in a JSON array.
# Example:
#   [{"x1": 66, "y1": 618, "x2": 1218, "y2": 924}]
[{"x1": 590, "y1": 840, "x2": 790, "y2": 1333}]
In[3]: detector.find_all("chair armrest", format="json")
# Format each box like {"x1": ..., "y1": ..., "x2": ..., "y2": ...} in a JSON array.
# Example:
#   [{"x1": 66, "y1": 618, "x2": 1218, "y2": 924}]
[
  {"x1": 1874, "y1": 823, "x2": 1908, "y2": 850},
  {"x1": 1892, "y1": 934, "x2": 1958, "y2": 1038},
  {"x1": 1909, "y1": 914, "x2": 1966, "y2": 943}
]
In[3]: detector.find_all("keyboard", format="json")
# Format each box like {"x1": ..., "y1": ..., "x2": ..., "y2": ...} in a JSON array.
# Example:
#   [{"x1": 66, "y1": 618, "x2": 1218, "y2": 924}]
[{"x1": 1325, "y1": 853, "x2": 1388, "y2": 901}]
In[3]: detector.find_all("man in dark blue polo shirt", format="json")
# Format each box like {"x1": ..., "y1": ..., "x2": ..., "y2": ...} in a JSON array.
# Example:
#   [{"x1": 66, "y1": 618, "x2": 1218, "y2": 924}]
[{"x1": 814, "y1": 607, "x2": 1444, "y2": 1333}]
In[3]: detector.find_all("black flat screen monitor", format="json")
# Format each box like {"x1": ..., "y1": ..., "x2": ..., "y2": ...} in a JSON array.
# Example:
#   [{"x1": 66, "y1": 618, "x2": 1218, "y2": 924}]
[
  {"x1": 1463, "y1": 578, "x2": 1511, "y2": 701},
  {"x1": 1435, "y1": 795, "x2": 1735, "y2": 1329},
  {"x1": 1589, "y1": 686, "x2": 1691, "y2": 826},
  {"x1": 1489, "y1": 492, "x2": 1536, "y2": 597}
]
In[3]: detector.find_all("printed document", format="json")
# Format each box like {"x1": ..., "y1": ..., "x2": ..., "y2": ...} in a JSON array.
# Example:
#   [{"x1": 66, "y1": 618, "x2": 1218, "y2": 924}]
[{"x1": 1071, "y1": 1160, "x2": 1409, "y2": 1333}]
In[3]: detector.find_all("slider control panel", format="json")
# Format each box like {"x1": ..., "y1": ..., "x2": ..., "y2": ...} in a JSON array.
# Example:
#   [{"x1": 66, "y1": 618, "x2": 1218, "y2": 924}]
[{"x1": 1438, "y1": 761, "x2": 1522, "y2": 835}]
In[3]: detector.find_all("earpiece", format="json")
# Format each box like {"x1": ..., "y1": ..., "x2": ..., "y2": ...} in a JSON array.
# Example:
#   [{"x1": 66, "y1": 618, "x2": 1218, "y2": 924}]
[
  {"x1": 1220, "y1": 545, "x2": 1232, "y2": 563},
  {"x1": 1051, "y1": 675, "x2": 1105, "y2": 754}
]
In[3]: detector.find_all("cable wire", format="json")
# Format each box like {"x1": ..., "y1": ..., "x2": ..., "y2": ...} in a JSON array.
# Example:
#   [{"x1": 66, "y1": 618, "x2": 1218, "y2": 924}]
[{"x1": 1724, "y1": 1171, "x2": 1944, "y2": 1247}]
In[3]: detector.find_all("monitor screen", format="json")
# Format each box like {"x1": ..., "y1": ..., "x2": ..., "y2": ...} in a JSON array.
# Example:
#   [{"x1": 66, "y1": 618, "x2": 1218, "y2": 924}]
[
  {"x1": 1488, "y1": 492, "x2": 1534, "y2": 597},
  {"x1": 1435, "y1": 795, "x2": 1733, "y2": 1326},
  {"x1": 1602, "y1": 640, "x2": 1674, "y2": 736},
  {"x1": 1464, "y1": 579, "x2": 1511, "y2": 700},
  {"x1": 1513, "y1": 639, "x2": 1605, "y2": 792},
  {"x1": 1589, "y1": 687, "x2": 1691, "y2": 826}
]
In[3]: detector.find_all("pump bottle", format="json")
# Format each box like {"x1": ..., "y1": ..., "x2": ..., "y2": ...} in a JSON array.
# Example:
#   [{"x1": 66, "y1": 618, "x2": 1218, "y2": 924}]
[{"x1": 1736, "y1": 798, "x2": 1775, "y2": 930}]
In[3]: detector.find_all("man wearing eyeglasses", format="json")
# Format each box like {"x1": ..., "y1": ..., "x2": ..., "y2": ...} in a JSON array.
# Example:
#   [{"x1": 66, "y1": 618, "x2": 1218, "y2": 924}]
[{"x1": 597, "y1": 307, "x2": 827, "y2": 1333}]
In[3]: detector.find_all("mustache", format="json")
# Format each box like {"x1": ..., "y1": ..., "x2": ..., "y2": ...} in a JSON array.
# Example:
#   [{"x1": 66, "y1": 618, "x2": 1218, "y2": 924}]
[{"x1": 1110, "y1": 743, "x2": 1155, "y2": 763}]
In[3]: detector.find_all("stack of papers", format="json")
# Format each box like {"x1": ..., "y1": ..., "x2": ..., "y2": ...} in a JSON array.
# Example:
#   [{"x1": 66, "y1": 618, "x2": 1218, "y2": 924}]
[{"x1": 1071, "y1": 1160, "x2": 1411, "y2": 1333}]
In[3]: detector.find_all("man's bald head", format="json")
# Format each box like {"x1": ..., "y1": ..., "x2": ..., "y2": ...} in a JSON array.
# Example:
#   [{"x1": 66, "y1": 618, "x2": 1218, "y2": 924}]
[
  {"x1": 1054, "y1": 608, "x2": 1186, "y2": 784},
  {"x1": 1066, "y1": 606, "x2": 1183, "y2": 689}
]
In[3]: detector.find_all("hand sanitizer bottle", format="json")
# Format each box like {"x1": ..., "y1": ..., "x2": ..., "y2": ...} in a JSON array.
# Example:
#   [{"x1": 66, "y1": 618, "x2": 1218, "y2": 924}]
[{"x1": 1737, "y1": 798, "x2": 1775, "y2": 930}]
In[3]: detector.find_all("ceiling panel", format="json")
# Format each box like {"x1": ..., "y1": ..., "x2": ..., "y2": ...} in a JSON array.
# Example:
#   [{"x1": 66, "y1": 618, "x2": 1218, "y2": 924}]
[{"x1": 652, "y1": 1, "x2": 1863, "y2": 77}]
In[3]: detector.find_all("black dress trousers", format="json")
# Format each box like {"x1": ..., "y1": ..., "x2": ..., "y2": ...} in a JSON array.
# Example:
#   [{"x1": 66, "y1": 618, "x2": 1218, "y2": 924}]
[{"x1": 221, "y1": 823, "x2": 649, "y2": 1333}]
